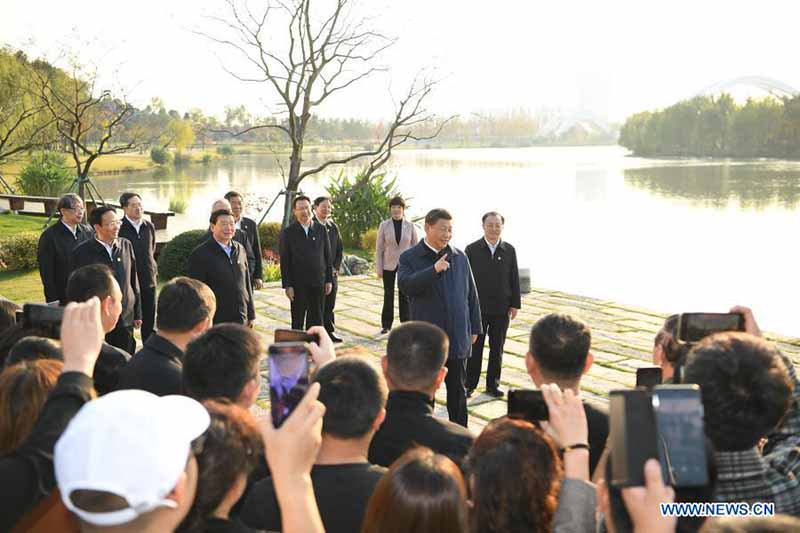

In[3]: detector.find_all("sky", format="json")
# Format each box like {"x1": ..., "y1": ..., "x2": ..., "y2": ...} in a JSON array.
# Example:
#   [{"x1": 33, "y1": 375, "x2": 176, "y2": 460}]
[{"x1": 2, "y1": 0, "x2": 799, "y2": 123}]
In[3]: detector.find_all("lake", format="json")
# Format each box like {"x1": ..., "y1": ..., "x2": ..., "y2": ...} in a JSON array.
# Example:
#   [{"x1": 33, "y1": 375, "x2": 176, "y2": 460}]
[{"x1": 92, "y1": 145, "x2": 800, "y2": 336}]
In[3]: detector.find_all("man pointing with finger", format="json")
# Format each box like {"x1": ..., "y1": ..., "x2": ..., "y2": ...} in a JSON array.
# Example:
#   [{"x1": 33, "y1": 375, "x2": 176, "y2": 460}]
[{"x1": 398, "y1": 208, "x2": 482, "y2": 427}]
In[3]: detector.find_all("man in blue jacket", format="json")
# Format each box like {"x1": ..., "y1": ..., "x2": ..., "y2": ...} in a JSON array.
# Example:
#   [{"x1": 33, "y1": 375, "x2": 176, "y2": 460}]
[{"x1": 398, "y1": 208, "x2": 482, "y2": 427}]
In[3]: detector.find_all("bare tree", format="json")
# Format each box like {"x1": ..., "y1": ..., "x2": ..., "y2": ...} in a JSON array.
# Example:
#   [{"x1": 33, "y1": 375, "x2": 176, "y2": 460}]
[{"x1": 202, "y1": 0, "x2": 452, "y2": 226}]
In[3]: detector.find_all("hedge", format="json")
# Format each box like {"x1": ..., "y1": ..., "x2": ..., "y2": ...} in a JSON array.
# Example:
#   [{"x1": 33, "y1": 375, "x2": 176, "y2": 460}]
[
  {"x1": 157, "y1": 229, "x2": 206, "y2": 281},
  {"x1": 0, "y1": 232, "x2": 40, "y2": 271},
  {"x1": 258, "y1": 222, "x2": 281, "y2": 255},
  {"x1": 360, "y1": 228, "x2": 378, "y2": 252}
]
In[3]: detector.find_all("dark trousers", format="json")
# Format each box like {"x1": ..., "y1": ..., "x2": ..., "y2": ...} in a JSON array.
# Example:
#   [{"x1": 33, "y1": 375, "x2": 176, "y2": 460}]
[
  {"x1": 106, "y1": 323, "x2": 135, "y2": 354},
  {"x1": 291, "y1": 285, "x2": 325, "y2": 330},
  {"x1": 381, "y1": 269, "x2": 409, "y2": 329},
  {"x1": 445, "y1": 358, "x2": 468, "y2": 427},
  {"x1": 467, "y1": 313, "x2": 510, "y2": 391},
  {"x1": 140, "y1": 285, "x2": 156, "y2": 342},
  {"x1": 323, "y1": 275, "x2": 338, "y2": 333}
]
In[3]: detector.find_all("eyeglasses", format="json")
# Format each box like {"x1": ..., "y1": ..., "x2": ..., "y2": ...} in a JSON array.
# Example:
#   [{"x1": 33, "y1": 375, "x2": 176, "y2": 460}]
[{"x1": 104, "y1": 220, "x2": 122, "y2": 228}]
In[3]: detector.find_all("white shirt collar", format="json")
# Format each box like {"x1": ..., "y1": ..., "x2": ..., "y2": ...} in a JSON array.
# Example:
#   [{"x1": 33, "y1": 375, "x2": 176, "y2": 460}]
[
  {"x1": 234, "y1": 219, "x2": 242, "y2": 230},
  {"x1": 215, "y1": 238, "x2": 233, "y2": 257},
  {"x1": 485, "y1": 238, "x2": 501, "y2": 255},
  {"x1": 423, "y1": 239, "x2": 442, "y2": 254},
  {"x1": 96, "y1": 237, "x2": 117, "y2": 260},
  {"x1": 61, "y1": 220, "x2": 77, "y2": 237},
  {"x1": 125, "y1": 215, "x2": 143, "y2": 233}
]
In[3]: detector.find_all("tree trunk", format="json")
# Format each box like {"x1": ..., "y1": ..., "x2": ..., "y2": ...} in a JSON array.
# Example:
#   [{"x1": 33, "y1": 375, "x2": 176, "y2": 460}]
[{"x1": 281, "y1": 146, "x2": 304, "y2": 227}]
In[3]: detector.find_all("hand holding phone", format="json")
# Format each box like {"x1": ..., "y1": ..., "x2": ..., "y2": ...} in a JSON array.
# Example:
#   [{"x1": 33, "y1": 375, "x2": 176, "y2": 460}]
[
  {"x1": 507, "y1": 389, "x2": 549, "y2": 422},
  {"x1": 676, "y1": 313, "x2": 744, "y2": 343},
  {"x1": 274, "y1": 329, "x2": 320, "y2": 344},
  {"x1": 269, "y1": 342, "x2": 311, "y2": 428},
  {"x1": 22, "y1": 303, "x2": 64, "y2": 328},
  {"x1": 636, "y1": 367, "x2": 663, "y2": 390}
]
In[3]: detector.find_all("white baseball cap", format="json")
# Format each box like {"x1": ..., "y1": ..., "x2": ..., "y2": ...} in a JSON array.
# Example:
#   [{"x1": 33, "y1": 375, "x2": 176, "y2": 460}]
[{"x1": 54, "y1": 389, "x2": 210, "y2": 526}]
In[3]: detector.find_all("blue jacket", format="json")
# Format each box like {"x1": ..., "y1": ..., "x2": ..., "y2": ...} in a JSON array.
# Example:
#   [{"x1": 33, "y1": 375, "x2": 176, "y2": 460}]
[{"x1": 398, "y1": 241, "x2": 482, "y2": 360}]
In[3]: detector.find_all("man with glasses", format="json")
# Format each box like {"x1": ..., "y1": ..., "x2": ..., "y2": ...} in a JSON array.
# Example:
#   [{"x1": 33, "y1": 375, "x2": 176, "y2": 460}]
[
  {"x1": 465, "y1": 211, "x2": 521, "y2": 398},
  {"x1": 73, "y1": 206, "x2": 141, "y2": 353},
  {"x1": 37, "y1": 193, "x2": 93, "y2": 305}
]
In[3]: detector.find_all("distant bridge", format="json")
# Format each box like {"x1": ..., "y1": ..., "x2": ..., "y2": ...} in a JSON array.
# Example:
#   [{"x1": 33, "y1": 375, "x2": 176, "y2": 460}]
[{"x1": 697, "y1": 76, "x2": 799, "y2": 99}]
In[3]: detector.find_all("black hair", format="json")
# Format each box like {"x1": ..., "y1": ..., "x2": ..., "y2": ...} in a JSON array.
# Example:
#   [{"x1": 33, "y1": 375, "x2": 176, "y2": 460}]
[
  {"x1": 386, "y1": 321, "x2": 449, "y2": 390},
  {"x1": 88, "y1": 205, "x2": 116, "y2": 227},
  {"x1": 528, "y1": 313, "x2": 591, "y2": 381},
  {"x1": 156, "y1": 277, "x2": 216, "y2": 333},
  {"x1": 56, "y1": 193, "x2": 82, "y2": 212},
  {"x1": 313, "y1": 196, "x2": 332, "y2": 208},
  {"x1": 223, "y1": 190, "x2": 242, "y2": 201},
  {"x1": 481, "y1": 211, "x2": 505, "y2": 224},
  {"x1": 389, "y1": 196, "x2": 406, "y2": 209},
  {"x1": 314, "y1": 357, "x2": 387, "y2": 439},
  {"x1": 183, "y1": 324, "x2": 263, "y2": 402},
  {"x1": 66, "y1": 264, "x2": 118, "y2": 304},
  {"x1": 292, "y1": 194, "x2": 311, "y2": 209},
  {"x1": 209, "y1": 208, "x2": 234, "y2": 225},
  {"x1": 424, "y1": 208, "x2": 452, "y2": 226},
  {"x1": 654, "y1": 314, "x2": 691, "y2": 367},
  {"x1": 6, "y1": 336, "x2": 62, "y2": 367},
  {"x1": 683, "y1": 332, "x2": 793, "y2": 451},
  {"x1": 118, "y1": 192, "x2": 141, "y2": 208},
  {"x1": 0, "y1": 298, "x2": 20, "y2": 335}
]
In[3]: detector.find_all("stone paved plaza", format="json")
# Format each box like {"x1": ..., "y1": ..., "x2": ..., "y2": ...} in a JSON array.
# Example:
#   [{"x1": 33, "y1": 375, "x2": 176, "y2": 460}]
[{"x1": 252, "y1": 275, "x2": 800, "y2": 433}]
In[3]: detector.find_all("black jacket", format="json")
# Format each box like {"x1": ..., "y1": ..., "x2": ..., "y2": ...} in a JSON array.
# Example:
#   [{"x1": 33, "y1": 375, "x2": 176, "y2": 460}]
[
  {"x1": 585, "y1": 401, "x2": 610, "y2": 475},
  {"x1": 72, "y1": 237, "x2": 142, "y2": 326},
  {"x1": 368, "y1": 390, "x2": 474, "y2": 467},
  {"x1": 187, "y1": 238, "x2": 255, "y2": 324},
  {"x1": 0, "y1": 372, "x2": 94, "y2": 532},
  {"x1": 116, "y1": 334, "x2": 184, "y2": 396},
  {"x1": 36, "y1": 221, "x2": 93, "y2": 304},
  {"x1": 315, "y1": 217, "x2": 344, "y2": 271},
  {"x1": 95, "y1": 341, "x2": 131, "y2": 395},
  {"x1": 203, "y1": 229, "x2": 258, "y2": 283},
  {"x1": 238, "y1": 217, "x2": 263, "y2": 281},
  {"x1": 279, "y1": 221, "x2": 333, "y2": 289},
  {"x1": 118, "y1": 217, "x2": 158, "y2": 289},
  {"x1": 465, "y1": 238, "x2": 521, "y2": 316}
]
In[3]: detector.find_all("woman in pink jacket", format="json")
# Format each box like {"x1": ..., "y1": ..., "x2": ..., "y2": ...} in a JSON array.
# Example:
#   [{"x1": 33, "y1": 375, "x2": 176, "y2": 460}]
[{"x1": 375, "y1": 196, "x2": 418, "y2": 333}]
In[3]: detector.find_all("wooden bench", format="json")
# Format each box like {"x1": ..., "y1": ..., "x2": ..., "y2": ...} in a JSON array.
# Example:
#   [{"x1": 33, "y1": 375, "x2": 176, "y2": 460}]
[{"x1": 0, "y1": 194, "x2": 176, "y2": 230}]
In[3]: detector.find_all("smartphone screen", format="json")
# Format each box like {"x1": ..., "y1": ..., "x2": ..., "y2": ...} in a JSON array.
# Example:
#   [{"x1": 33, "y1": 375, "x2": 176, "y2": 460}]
[
  {"x1": 274, "y1": 329, "x2": 320, "y2": 344},
  {"x1": 22, "y1": 303, "x2": 64, "y2": 328},
  {"x1": 636, "y1": 367, "x2": 663, "y2": 390},
  {"x1": 609, "y1": 389, "x2": 658, "y2": 487},
  {"x1": 677, "y1": 313, "x2": 744, "y2": 343},
  {"x1": 268, "y1": 342, "x2": 310, "y2": 428},
  {"x1": 652, "y1": 385, "x2": 709, "y2": 487},
  {"x1": 507, "y1": 389, "x2": 549, "y2": 422}
]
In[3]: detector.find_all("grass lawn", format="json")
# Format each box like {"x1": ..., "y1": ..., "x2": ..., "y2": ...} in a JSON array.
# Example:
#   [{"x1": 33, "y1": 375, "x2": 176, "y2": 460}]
[
  {"x1": 0, "y1": 269, "x2": 43, "y2": 303},
  {"x1": 0, "y1": 213, "x2": 48, "y2": 233}
]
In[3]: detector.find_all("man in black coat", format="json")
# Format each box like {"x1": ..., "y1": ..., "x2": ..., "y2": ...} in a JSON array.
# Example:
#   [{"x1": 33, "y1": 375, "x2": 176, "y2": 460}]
[
  {"x1": 116, "y1": 277, "x2": 216, "y2": 396},
  {"x1": 369, "y1": 322, "x2": 474, "y2": 466},
  {"x1": 465, "y1": 211, "x2": 521, "y2": 397},
  {"x1": 313, "y1": 196, "x2": 344, "y2": 342},
  {"x1": 118, "y1": 192, "x2": 158, "y2": 342},
  {"x1": 279, "y1": 195, "x2": 333, "y2": 330},
  {"x1": 398, "y1": 208, "x2": 482, "y2": 427},
  {"x1": 226, "y1": 190, "x2": 264, "y2": 289},
  {"x1": 36, "y1": 193, "x2": 92, "y2": 305},
  {"x1": 187, "y1": 208, "x2": 255, "y2": 326},
  {"x1": 72, "y1": 206, "x2": 141, "y2": 354}
]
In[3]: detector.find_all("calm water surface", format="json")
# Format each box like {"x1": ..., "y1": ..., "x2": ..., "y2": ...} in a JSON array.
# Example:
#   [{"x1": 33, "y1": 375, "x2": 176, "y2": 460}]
[{"x1": 94, "y1": 146, "x2": 800, "y2": 336}]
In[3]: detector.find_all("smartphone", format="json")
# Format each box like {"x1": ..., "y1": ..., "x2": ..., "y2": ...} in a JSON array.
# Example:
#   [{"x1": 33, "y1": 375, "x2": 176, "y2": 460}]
[
  {"x1": 507, "y1": 389, "x2": 549, "y2": 422},
  {"x1": 609, "y1": 389, "x2": 658, "y2": 487},
  {"x1": 636, "y1": 367, "x2": 663, "y2": 390},
  {"x1": 22, "y1": 303, "x2": 64, "y2": 328},
  {"x1": 677, "y1": 313, "x2": 744, "y2": 343},
  {"x1": 268, "y1": 342, "x2": 311, "y2": 428},
  {"x1": 652, "y1": 385, "x2": 709, "y2": 487},
  {"x1": 274, "y1": 328, "x2": 320, "y2": 344}
]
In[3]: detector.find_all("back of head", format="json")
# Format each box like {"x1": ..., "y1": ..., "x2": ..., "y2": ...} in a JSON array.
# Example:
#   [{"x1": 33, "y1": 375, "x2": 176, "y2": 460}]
[
  {"x1": 183, "y1": 324, "x2": 263, "y2": 402},
  {"x1": 66, "y1": 264, "x2": 117, "y2": 304},
  {"x1": 314, "y1": 357, "x2": 387, "y2": 439},
  {"x1": 529, "y1": 313, "x2": 591, "y2": 382},
  {"x1": 0, "y1": 323, "x2": 60, "y2": 367},
  {"x1": 361, "y1": 447, "x2": 467, "y2": 533},
  {"x1": 6, "y1": 336, "x2": 62, "y2": 367},
  {"x1": 654, "y1": 314, "x2": 691, "y2": 368},
  {"x1": 156, "y1": 277, "x2": 217, "y2": 334},
  {"x1": 683, "y1": 332, "x2": 792, "y2": 451},
  {"x1": 385, "y1": 322, "x2": 448, "y2": 391},
  {"x1": 0, "y1": 359, "x2": 63, "y2": 453},
  {"x1": 701, "y1": 515, "x2": 800, "y2": 533},
  {"x1": 178, "y1": 400, "x2": 263, "y2": 533},
  {"x1": 0, "y1": 297, "x2": 20, "y2": 335},
  {"x1": 466, "y1": 418, "x2": 562, "y2": 533}
]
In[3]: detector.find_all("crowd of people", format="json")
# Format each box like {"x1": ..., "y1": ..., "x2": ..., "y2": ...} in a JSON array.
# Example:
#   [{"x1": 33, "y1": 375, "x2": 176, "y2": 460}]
[{"x1": 0, "y1": 191, "x2": 798, "y2": 532}]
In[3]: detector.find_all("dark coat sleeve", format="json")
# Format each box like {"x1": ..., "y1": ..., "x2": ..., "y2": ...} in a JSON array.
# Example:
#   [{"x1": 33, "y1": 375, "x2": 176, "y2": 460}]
[
  {"x1": 510, "y1": 246, "x2": 522, "y2": 309},
  {"x1": 186, "y1": 246, "x2": 207, "y2": 284},
  {"x1": 37, "y1": 230, "x2": 59, "y2": 303},
  {"x1": 465, "y1": 257, "x2": 483, "y2": 335},
  {"x1": 0, "y1": 372, "x2": 94, "y2": 531},
  {"x1": 250, "y1": 220, "x2": 264, "y2": 281},
  {"x1": 279, "y1": 228, "x2": 293, "y2": 288},
  {"x1": 398, "y1": 250, "x2": 437, "y2": 297},
  {"x1": 332, "y1": 222, "x2": 344, "y2": 271},
  {"x1": 128, "y1": 242, "x2": 142, "y2": 321},
  {"x1": 245, "y1": 249, "x2": 255, "y2": 321},
  {"x1": 323, "y1": 225, "x2": 333, "y2": 284}
]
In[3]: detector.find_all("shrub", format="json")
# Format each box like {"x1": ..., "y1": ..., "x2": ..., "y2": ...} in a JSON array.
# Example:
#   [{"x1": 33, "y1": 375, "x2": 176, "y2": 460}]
[
  {"x1": 216, "y1": 145, "x2": 234, "y2": 156},
  {"x1": 169, "y1": 198, "x2": 187, "y2": 214},
  {"x1": 201, "y1": 154, "x2": 213, "y2": 164},
  {"x1": 157, "y1": 229, "x2": 206, "y2": 281},
  {"x1": 16, "y1": 152, "x2": 72, "y2": 197},
  {"x1": 258, "y1": 222, "x2": 282, "y2": 255},
  {"x1": 150, "y1": 147, "x2": 172, "y2": 165},
  {"x1": 0, "y1": 231, "x2": 40, "y2": 271},
  {"x1": 360, "y1": 228, "x2": 378, "y2": 251},
  {"x1": 263, "y1": 263, "x2": 281, "y2": 282},
  {"x1": 325, "y1": 169, "x2": 399, "y2": 248}
]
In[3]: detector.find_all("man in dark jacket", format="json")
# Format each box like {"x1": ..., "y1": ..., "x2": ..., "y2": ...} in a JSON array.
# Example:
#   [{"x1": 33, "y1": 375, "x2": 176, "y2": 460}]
[
  {"x1": 187, "y1": 209, "x2": 255, "y2": 326},
  {"x1": 465, "y1": 211, "x2": 521, "y2": 397},
  {"x1": 36, "y1": 193, "x2": 92, "y2": 305},
  {"x1": 118, "y1": 192, "x2": 158, "y2": 342},
  {"x1": 398, "y1": 208, "x2": 482, "y2": 427},
  {"x1": 225, "y1": 190, "x2": 264, "y2": 289},
  {"x1": 369, "y1": 321, "x2": 474, "y2": 466},
  {"x1": 313, "y1": 196, "x2": 344, "y2": 342},
  {"x1": 72, "y1": 206, "x2": 141, "y2": 354},
  {"x1": 279, "y1": 195, "x2": 333, "y2": 330},
  {"x1": 116, "y1": 277, "x2": 216, "y2": 395}
]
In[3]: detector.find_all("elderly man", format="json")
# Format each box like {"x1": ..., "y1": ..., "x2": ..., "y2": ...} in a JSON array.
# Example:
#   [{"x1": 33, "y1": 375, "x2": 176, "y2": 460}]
[
  {"x1": 313, "y1": 196, "x2": 344, "y2": 342},
  {"x1": 225, "y1": 190, "x2": 264, "y2": 290},
  {"x1": 398, "y1": 208, "x2": 481, "y2": 427},
  {"x1": 37, "y1": 193, "x2": 93, "y2": 305}
]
